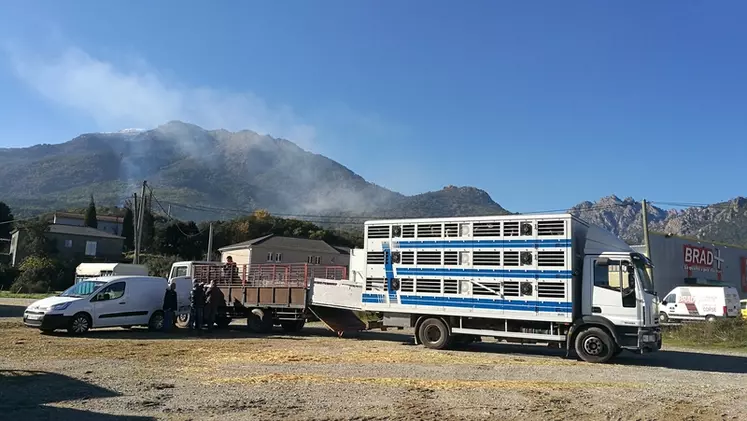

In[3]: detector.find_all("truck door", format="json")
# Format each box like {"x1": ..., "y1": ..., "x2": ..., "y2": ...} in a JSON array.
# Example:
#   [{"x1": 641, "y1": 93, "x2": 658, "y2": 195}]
[
  {"x1": 589, "y1": 258, "x2": 639, "y2": 326},
  {"x1": 169, "y1": 264, "x2": 189, "y2": 281}
]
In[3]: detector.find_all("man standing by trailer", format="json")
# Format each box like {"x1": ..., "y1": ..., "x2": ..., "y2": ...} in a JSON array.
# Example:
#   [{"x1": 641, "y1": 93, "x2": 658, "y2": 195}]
[
  {"x1": 204, "y1": 281, "x2": 225, "y2": 331},
  {"x1": 162, "y1": 282, "x2": 177, "y2": 332},
  {"x1": 190, "y1": 281, "x2": 206, "y2": 333}
]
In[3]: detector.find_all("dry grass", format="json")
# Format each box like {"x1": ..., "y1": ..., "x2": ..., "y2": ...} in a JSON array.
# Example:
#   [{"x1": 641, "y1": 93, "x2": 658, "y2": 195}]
[{"x1": 205, "y1": 373, "x2": 641, "y2": 391}]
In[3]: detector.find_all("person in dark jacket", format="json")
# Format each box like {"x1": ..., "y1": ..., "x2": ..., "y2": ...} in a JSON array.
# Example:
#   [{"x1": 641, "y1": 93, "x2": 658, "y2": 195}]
[
  {"x1": 204, "y1": 281, "x2": 226, "y2": 331},
  {"x1": 190, "y1": 281, "x2": 206, "y2": 332},
  {"x1": 162, "y1": 282, "x2": 178, "y2": 331}
]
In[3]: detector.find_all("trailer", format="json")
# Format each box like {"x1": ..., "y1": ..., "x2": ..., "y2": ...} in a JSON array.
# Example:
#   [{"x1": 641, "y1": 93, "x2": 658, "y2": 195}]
[
  {"x1": 169, "y1": 261, "x2": 370, "y2": 333},
  {"x1": 309, "y1": 213, "x2": 662, "y2": 363}
]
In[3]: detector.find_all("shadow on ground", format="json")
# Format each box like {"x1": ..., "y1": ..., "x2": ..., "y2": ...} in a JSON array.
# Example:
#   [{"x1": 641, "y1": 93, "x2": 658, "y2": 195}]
[
  {"x1": 0, "y1": 303, "x2": 26, "y2": 318},
  {"x1": 0, "y1": 370, "x2": 154, "y2": 421}
]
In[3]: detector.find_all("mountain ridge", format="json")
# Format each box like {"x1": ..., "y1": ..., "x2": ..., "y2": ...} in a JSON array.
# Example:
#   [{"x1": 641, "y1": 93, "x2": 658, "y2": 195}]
[{"x1": 1, "y1": 121, "x2": 745, "y2": 247}]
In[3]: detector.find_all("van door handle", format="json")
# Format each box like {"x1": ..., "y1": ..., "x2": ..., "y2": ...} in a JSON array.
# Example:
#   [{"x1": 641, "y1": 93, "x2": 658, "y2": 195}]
[{"x1": 119, "y1": 302, "x2": 126, "y2": 305}]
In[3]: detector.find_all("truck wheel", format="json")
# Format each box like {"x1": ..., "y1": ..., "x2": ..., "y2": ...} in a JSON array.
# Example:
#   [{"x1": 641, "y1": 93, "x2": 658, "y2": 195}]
[
  {"x1": 417, "y1": 318, "x2": 451, "y2": 350},
  {"x1": 574, "y1": 327, "x2": 615, "y2": 363},
  {"x1": 281, "y1": 320, "x2": 305, "y2": 333},
  {"x1": 176, "y1": 313, "x2": 190, "y2": 328},
  {"x1": 148, "y1": 311, "x2": 165, "y2": 331},
  {"x1": 67, "y1": 313, "x2": 91, "y2": 335},
  {"x1": 247, "y1": 308, "x2": 273, "y2": 333},
  {"x1": 659, "y1": 312, "x2": 669, "y2": 323}
]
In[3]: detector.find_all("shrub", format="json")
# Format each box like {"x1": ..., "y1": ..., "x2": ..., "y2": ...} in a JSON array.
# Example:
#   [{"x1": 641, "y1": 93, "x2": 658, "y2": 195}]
[
  {"x1": 11, "y1": 256, "x2": 59, "y2": 293},
  {"x1": 141, "y1": 254, "x2": 180, "y2": 278},
  {"x1": 0, "y1": 263, "x2": 19, "y2": 290},
  {"x1": 663, "y1": 317, "x2": 747, "y2": 348}
]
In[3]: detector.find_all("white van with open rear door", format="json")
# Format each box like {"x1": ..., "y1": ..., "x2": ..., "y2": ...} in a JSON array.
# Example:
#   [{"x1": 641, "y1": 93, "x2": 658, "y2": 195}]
[
  {"x1": 659, "y1": 285, "x2": 741, "y2": 323},
  {"x1": 23, "y1": 276, "x2": 170, "y2": 334}
]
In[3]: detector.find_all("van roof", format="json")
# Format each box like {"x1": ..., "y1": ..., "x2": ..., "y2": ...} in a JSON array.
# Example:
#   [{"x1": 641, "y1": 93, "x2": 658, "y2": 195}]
[{"x1": 87, "y1": 275, "x2": 167, "y2": 283}]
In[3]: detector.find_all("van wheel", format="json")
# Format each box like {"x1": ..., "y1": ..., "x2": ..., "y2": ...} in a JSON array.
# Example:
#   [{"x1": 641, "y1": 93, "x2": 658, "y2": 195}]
[
  {"x1": 705, "y1": 315, "x2": 717, "y2": 322},
  {"x1": 574, "y1": 327, "x2": 615, "y2": 363},
  {"x1": 68, "y1": 313, "x2": 91, "y2": 335},
  {"x1": 247, "y1": 308, "x2": 273, "y2": 333},
  {"x1": 417, "y1": 318, "x2": 451, "y2": 350},
  {"x1": 659, "y1": 312, "x2": 669, "y2": 323},
  {"x1": 148, "y1": 311, "x2": 165, "y2": 331}
]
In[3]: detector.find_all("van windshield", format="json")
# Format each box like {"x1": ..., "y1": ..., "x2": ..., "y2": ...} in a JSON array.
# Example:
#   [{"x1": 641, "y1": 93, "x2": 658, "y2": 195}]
[{"x1": 60, "y1": 281, "x2": 107, "y2": 297}]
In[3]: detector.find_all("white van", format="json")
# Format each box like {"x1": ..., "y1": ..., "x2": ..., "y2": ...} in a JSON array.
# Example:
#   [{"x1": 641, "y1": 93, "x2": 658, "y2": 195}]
[
  {"x1": 23, "y1": 275, "x2": 182, "y2": 334},
  {"x1": 659, "y1": 285, "x2": 741, "y2": 323}
]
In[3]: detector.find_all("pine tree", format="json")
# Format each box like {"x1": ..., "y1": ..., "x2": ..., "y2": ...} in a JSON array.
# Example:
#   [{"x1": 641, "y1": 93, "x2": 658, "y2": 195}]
[
  {"x1": 84, "y1": 194, "x2": 98, "y2": 229},
  {"x1": 123, "y1": 206, "x2": 134, "y2": 250}
]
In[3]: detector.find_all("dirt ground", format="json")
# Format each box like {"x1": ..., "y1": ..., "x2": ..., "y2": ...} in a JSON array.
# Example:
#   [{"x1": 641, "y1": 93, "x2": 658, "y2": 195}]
[{"x1": 1, "y1": 298, "x2": 747, "y2": 421}]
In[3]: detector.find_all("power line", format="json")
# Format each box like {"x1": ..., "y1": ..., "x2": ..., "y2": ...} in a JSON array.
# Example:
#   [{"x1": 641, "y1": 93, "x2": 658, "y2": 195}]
[{"x1": 146, "y1": 185, "x2": 208, "y2": 238}]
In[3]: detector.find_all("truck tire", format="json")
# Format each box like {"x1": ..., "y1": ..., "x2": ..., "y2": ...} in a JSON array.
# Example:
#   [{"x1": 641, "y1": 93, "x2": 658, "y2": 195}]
[
  {"x1": 176, "y1": 313, "x2": 190, "y2": 328},
  {"x1": 417, "y1": 318, "x2": 451, "y2": 350},
  {"x1": 281, "y1": 320, "x2": 305, "y2": 333},
  {"x1": 247, "y1": 308, "x2": 273, "y2": 333},
  {"x1": 574, "y1": 327, "x2": 615, "y2": 364}
]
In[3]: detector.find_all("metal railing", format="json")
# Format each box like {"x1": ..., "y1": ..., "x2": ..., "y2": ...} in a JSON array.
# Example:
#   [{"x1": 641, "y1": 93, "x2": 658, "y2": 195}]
[{"x1": 192, "y1": 263, "x2": 347, "y2": 288}]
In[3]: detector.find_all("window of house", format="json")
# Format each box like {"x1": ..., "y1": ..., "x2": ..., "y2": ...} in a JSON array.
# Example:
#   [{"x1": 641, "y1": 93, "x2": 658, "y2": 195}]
[
  {"x1": 275, "y1": 253, "x2": 282, "y2": 262},
  {"x1": 64, "y1": 239, "x2": 73, "y2": 248},
  {"x1": 267, "y1": 252, "x2": 273, "y2": 262},
  {"x1": 85, "y1": 241, "x2": 97, "y2": 256},
  {"x1": 314, "y1": 256, "x2": 321, "y2": 264}
]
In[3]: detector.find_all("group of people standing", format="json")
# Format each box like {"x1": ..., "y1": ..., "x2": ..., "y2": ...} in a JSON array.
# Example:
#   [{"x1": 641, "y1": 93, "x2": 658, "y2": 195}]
[{"x1": 161, "y1": 279, "x2": 226, "y2": 333}]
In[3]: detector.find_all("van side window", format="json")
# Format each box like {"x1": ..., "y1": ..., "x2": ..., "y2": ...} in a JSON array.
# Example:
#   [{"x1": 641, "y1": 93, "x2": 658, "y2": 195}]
[
  {"x1": 665, "y1": 294, "x2": 676, "y2": 303},
  {"x1": 95, "y1": 282, "x2": 126, "y2": 301},
  {"x1": 593, "y1": 260, "x2": 622, "y2": 291}
]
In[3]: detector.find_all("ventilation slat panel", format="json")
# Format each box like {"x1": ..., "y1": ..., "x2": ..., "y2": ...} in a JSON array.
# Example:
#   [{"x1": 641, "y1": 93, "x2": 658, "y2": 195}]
[{"x1": 367, "y1": 225, "x2": 391, "y2": 239}]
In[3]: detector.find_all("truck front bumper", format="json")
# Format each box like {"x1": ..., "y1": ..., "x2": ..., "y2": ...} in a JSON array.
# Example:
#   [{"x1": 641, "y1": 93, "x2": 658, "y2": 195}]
[{"x1": 637, "y1": 327, "x2": 661, "y2": 353}]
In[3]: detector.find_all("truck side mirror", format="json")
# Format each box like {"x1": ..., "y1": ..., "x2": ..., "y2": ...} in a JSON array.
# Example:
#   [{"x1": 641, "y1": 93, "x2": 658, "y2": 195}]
[{"x1": 662, "y1": 300, "x2": 668, "y2": 306}]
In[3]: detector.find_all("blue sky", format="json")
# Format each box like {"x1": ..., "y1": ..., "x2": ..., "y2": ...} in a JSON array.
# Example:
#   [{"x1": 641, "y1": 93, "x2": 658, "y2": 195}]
[{"x1": 1, "y1": 1, "x2": 746, "y2": 213}]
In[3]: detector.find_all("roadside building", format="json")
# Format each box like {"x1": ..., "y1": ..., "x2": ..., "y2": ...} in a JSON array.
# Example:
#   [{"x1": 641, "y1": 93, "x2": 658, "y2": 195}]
[
  {"x1": 9, "y1": 225, "x2": 125, "y2": 266},
  {"x1": 632, "y1": 232, "x2": 747, "y2": 298},
  {"x1": 53, "y1": 212, "x2": 124, "y2": 236},
  {"x1": 218, "y1": 234, "x2": 350, "y2": 267}
]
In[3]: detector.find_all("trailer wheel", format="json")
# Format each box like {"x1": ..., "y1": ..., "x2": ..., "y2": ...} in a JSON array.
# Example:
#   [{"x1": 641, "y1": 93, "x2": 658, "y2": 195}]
[
  {"x1": 247, "y1": 308, "x2": 273, "y2": 333},
  {"x1": 417, "y1": 318, "x2": 451, "y2": 350},
  {"x1": 574, "y1": 327, "x2": 615, "y2": 363},
  {"x1": 281, "y1": 320, "x2": 306, "y2": 333}
]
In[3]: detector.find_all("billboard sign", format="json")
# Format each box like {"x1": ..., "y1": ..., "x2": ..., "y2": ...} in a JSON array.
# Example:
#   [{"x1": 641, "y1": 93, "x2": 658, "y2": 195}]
[{"x1": 683, "y1": 244, "x2": 723, "y2": 279}]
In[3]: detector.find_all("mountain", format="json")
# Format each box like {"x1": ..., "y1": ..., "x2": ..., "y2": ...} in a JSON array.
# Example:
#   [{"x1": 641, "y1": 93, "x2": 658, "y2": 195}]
[
  {"x1": 2, "y1": 121, "x2": 744, "y2": 247},
  {"x1": 0, "y1": 121, "x2": 508, "y2": 221},
  {"x1": 570, "y1": 195, "x2": 747, "y2": 247}
]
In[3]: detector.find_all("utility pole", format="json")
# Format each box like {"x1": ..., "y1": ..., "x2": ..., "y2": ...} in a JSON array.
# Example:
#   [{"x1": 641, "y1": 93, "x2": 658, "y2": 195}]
[
  {"x1": 134, "y1": 181, "x2": 147, "y2": 264},
  {"x1": 641, "y1": 199, "x2": 654, "y2": 285},
  {"x1": 206, "y1": 223, "x2": 214, "y2": 261},
  {"x1": 167, "y1": 204, "x2": 172, "y2": 218},
  {"x1": 132, "y1": 192, "x2": 139, "y2": 264}
]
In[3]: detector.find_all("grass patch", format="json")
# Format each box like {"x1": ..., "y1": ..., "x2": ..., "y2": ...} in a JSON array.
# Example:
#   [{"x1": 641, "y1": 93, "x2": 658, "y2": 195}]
[
  {"x1": 0, "y1": 291, "x2": 59, "y2": 299},
  {"x1": 663, "y1": 318, "x2": 747, "y2": 350}
]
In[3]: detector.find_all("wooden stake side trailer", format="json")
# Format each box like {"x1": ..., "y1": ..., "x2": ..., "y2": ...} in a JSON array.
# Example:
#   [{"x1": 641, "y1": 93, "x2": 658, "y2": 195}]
[{"x1": 190, "y1": 263, "x2": 368, "y2": 334}]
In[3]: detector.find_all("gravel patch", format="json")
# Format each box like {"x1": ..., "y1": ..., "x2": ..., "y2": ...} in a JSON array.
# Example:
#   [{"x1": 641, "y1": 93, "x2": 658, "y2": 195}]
[{"x1": 1, "y1": 317, "x2": 746, "y2": 420}]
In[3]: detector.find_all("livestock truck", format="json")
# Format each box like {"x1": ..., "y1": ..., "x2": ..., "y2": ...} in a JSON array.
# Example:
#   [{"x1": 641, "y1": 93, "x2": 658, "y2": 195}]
[
  {"x1": 172, "y1": 213, "x2": 661, "y2": 364},
  {"x1": 311, "y1": 213, "x2": 662, "y2": 363}
]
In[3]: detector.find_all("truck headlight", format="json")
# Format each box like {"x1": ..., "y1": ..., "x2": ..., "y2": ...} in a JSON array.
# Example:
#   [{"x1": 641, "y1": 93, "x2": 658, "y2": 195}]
[{"x1": 50, "y1": 302, "x2": 71, "y2": 311}]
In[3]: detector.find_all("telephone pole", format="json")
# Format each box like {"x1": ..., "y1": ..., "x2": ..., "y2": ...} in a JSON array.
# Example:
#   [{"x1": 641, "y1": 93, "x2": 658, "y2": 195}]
[
  {"x1": 134, "y1": 181, "x2": 147, "y2": 264},
  {"x1": 641, "y1": 199, "x2": 654, "y2": 285},
  {"x1": 206, "y1": 223, "x2": 214, "y2": 261},
  {"x1": 132, "y1": 192, "x2": 139, "y2": 264}
]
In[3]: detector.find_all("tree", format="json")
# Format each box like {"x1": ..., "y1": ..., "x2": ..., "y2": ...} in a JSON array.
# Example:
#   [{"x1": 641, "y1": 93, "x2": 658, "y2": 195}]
[
  {"x1": 19, "y1": 219, "x2": 56, "y2": 259},
  {"x1": 84, "y1": 194, "x2": 98, "y2": 229},
  {"x1": 122, "y1": 205, "x2": 134, "y2": 250},
  {"x1": 11, "y1": 256, "x2": 58, "y2": 293},
  {"x1": 0, "y1": 201, "x2": 13, "y2": 240}
]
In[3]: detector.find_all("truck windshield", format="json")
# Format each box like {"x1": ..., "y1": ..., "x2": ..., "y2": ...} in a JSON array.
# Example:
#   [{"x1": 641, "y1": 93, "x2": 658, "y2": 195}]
[
  {"x1": 634, "y1": 261, "x2": 655, "y2": 295},
  {"x1": 60, "y1": 281, "x2": 106, "y2": 297}
]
